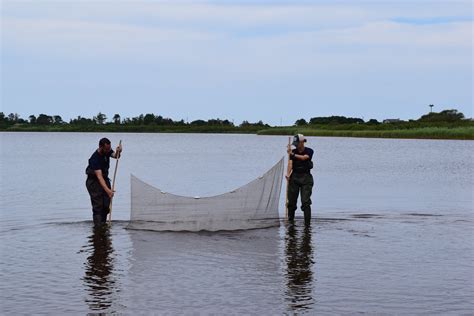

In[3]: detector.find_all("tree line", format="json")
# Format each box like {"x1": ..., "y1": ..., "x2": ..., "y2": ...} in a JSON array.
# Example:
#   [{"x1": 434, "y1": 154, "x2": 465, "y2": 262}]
[
  {"x1": 0, "y1": 109, "x2": 469, "y2": 129},
  {"x1": 0, "y1": 112, "x2": 269, "y2": 128},
  {"x1": 294, "y1": 109, "x2": 468, "y2": 126}
]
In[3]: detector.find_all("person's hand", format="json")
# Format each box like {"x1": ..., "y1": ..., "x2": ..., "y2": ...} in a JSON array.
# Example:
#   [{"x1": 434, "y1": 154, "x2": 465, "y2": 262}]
[
  {"x1": 285, "y1": 174, "x2": 290, "y2": 181},
  {"x1": 106, "y1": 188, "x2": 115, "y2": 199},
  {"x1": 115, "y1": 145, "x2": 122, "y2": 158}
]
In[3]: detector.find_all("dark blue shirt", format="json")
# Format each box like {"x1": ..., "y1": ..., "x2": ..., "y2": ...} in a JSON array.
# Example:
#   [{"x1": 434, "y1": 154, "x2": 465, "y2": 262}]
[
  {"x1": 291, "y1": 147, "x2": 314, "y2": 174},
  {"x1": 87, "y1": 149, "x2": 114, "y2": 179}
]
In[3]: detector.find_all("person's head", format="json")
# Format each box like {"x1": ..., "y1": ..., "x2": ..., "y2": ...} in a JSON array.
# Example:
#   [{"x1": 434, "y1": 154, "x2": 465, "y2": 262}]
[
  {"x1": 98, "y1": 137, "x2": 112, "y2": 154},
  {"x1": 292, "y1": 134, "x2": 306, "y2": 150}
]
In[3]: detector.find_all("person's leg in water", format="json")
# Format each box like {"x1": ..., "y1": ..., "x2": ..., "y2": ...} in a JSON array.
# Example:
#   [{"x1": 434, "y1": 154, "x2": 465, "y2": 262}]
[
  {"x1": 300, "y1": 174, "x2": 314, "y2": 226},
  {"x1": 87, "y1": 178, "x2": 110, "y2": 226},
  {"x1": 287, "y1": 176, "x2": 301, "y2": 222}
]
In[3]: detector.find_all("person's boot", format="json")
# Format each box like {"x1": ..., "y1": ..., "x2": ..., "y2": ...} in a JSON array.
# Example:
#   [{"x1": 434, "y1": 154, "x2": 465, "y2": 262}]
[
  {"x1": 287, "y1": 208, "x2": 296, "y2": 222},
  {"x1": 303, "y1": 210, "x2": 311, "y2": 226}
]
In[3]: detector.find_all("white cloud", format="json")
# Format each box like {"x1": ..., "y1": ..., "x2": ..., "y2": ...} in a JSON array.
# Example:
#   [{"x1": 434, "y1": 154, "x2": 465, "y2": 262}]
[
  {"x1": 2, "y1": 1, "x2": 472, "y2": 122},
  {"x1": 3, "y1": 1, "x2": 471, "y2": 31},
  {"x1": 2, "y1": 17, "x2": 217, "y2": 59},
  {"x1": 3, "y1": 13, "x2": 471, "y2": 74}
]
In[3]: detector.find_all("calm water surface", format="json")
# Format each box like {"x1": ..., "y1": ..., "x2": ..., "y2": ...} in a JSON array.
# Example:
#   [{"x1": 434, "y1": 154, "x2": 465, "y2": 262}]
[{"x1": 0, "y1": 132, "x2": 473, "y2": 314}]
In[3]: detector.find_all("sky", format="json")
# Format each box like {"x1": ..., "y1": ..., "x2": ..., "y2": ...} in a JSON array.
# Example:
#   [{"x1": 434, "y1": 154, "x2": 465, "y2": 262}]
[{"x1": 1, "y1": 0, "x2": 473, "y2": 125}]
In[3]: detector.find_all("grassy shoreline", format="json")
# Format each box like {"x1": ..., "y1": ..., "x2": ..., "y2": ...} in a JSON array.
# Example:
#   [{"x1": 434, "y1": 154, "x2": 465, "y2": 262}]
[
  {"x1": 1, "y1": 125, "x2": 473, "y2": 140},
  {"x1": 0, "y1": 125, "x2": 259, "y2": 134},
  {"x1": 258, "y1": 126, "x2": 474, "y2": 140}
]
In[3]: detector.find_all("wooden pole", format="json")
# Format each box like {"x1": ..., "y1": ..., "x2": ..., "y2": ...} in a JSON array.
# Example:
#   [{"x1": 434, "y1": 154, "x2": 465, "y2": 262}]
[
  {"x1": 285, "y1": 136, "x2": 291, "y2": 220},
  {"x1": 108, "y1": 140, "x2": 122, "y2": 224}
]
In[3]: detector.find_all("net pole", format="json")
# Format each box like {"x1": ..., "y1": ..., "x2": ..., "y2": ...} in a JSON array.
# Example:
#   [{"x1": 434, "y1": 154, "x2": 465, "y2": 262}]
[
  {"x1": 108, "y1": 140, "x2": 122, "y2": 224},
  {"x1": 285, "y1": 137, "x2": 291, "y2": 220}
]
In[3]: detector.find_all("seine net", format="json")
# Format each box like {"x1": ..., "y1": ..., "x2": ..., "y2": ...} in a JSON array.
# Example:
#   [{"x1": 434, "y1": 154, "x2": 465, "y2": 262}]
[{"x1": 128, "y1": 158, "x2": 284, "y2": 231}]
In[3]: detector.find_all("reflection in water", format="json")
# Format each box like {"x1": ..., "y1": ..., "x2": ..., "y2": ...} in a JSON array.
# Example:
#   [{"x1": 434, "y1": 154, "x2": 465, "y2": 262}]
[
  {"x1": 82, "y1": 225, "x2": 116, "y2": 311},
  {"x1": 285, "y1": 224, "x2": 315, "y2": 312}
]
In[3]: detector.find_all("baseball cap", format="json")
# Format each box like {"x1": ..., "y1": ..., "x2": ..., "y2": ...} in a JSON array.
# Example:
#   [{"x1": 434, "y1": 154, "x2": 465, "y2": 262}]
[{"x1": 292, "y1": 134, "x2": 307, "y2": 146}]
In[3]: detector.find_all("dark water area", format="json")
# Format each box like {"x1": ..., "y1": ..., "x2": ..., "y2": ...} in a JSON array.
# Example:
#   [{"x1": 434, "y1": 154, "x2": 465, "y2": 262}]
[{"x1": 1, "y1": 133, "x2": 473, "y2": 314}]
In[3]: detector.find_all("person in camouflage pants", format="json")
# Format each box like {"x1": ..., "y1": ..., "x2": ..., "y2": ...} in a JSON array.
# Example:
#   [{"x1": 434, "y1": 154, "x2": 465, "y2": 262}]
[{"x1": 286, "y1": 134, "x2": 314, "y2": 225}]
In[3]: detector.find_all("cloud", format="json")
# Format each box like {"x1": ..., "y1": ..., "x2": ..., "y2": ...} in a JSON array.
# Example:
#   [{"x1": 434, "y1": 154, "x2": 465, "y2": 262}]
[
  {"x1": 3, "y1": 13, "x2": 470, "y2": 75},
  {"x1": 2, "y1": 1, "x2": 472, "y2": 122},
  {"x1": 2, "y1": 17, "x2": 217, "y2": 59}
]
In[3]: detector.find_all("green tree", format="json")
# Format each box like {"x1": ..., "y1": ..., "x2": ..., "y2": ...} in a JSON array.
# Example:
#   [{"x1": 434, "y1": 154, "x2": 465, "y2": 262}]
[
  {"x1": 239, "y1": 120, "x2": 268, "y2": 128},
  {"x1": 37, "y1": 114, "x2": 53, "y2": 125},
  {"x1": 419, "y1": 109, "x2": 464, "y2": 122},
  {"x1": 29, "y1": 115, "x2": 37, "y2": 124},
  {"x1": 309, "y1": 116, "x2": 364, "y2": 125},
  {"x1": 191, "y1": 119, "x2": 206, "y2": 126},
  {"x1": 367, "y1": 119, "x2": 380, "y2": 125},
  {"x1": 222, "y1": 119, "x2": 233, "y2": 126},
  {"x1": 0, "y1": 112, "x2": 14, "y2": 126},
  {"x1": 144, "y1": 113, "x2": 156, "y2": 125},
  {"x1": 94, "y1": 112, "x2": 107, "y2": 124},
  {"x1": 70, "y1": 116, "x2": 94, "y2": 125},
  {"x1": 131, "y1": 114, "x2": 144, "y2": 125},
  {"x1": 113, "y1": 114, "x2": 121, "y2": 125},
  {"x1": 53, "y1": 115, "x2": 63, "y2": 124},
  {"x1": 295, "y1": 118, "x2": 307, "y2": 126},
  {"x1": 8, "y1": 113, "x2": 19, "y2": 122}
]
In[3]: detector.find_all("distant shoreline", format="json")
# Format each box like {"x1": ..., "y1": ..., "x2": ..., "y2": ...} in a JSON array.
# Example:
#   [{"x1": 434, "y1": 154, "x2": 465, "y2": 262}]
[
  {"x1": 2, "y1": 125, "x2": 473, "y2": 140},
  {"x1": 258, "y1": 126, "x2": 474, "y2": 140},
  {"x1": 2, "y1": 109, "x2": 472, "y2": 140}
]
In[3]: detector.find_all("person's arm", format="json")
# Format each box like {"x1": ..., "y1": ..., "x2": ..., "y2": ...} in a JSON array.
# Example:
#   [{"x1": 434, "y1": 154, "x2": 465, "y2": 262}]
[
  {"x1": 94, "y1": 170, "x2": 114, "y2": 198},
  {"x1": 286, "y1": 144, "x2": 293, "y2": 180},
  {"x1": 286, "y1": 160, "x2": 293, "y2": 180},
  {"x1": 111, "y1": 144, "x2": 122, "y2": 159},
  {"x1": 291, "y1": 153, "x2": 310, "y2": 161}
]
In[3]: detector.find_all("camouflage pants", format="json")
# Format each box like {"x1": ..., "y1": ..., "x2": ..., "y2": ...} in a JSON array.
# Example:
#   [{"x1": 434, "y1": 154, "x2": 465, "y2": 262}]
[
  {"x1": 287, "y1": 173, "x2": 314, "y2": 225},
  {"x1": 86, "y1": 177, "x2": 111, "y2": 226}
]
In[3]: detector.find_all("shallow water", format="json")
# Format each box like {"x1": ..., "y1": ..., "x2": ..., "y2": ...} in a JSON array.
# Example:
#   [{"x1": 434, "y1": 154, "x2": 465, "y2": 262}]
[{"x1": 1, "y1": 132, "x2": 473, "y2": 314}]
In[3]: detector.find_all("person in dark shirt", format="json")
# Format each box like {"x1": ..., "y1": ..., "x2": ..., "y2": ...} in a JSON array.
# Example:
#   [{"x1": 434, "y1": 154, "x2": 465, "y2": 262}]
[
  {"x1": 286, "y1": 134, "x2": 314, "y2": 225},
  {"x1": 85, "y1": 138, "x2": 122, "y2": 226}
]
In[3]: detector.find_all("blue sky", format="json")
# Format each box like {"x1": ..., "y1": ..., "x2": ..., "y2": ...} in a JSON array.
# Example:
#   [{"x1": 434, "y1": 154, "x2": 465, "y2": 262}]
[{"x1": 1, "y1": 1, "x2": 472, "y2": 125}]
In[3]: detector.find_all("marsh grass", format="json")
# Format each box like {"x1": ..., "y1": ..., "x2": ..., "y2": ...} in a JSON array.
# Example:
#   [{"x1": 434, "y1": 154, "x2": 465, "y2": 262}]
[
  {"x1": 3, "y1": 123, "x2": 473, "y2": 140},
  {"x1": 258, "y1": 126, "x2": 474, "y2": 140}
]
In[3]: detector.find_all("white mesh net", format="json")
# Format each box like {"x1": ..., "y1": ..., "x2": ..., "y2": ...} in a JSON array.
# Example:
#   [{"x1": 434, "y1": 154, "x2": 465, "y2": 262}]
[{"x1": 128, "y1": 158, "x2": 284, "y2": 231}]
